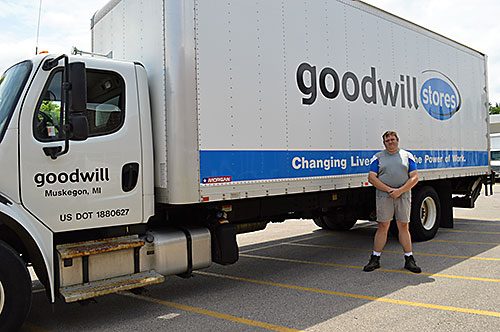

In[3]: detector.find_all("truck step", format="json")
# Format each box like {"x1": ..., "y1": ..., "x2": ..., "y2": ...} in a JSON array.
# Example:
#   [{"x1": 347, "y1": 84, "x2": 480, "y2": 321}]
[
  {"x1": 60, "y1": 270, "x2": 165, "y2": 303},
  {"x1": 57, "y1": 235, "x2": 145, "y2": 259}
]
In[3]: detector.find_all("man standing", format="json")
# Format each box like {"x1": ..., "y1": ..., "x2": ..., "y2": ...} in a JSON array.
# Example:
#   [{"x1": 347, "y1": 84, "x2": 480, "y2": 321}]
[{"x1": 363, "y1": 131, "x2": 421, "y2": 273}]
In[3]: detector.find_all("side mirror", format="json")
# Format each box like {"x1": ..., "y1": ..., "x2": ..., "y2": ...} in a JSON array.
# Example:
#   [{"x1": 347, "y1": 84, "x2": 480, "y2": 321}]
[
  {"x1": 43, "y1": 56, "x2": 89, "y2": 159},
  {"x1": 69, "y1": 114, "x2": 89, "y2": 141},
  {"x1": 69, "y1": 62, "x2": 87, "y2": 113},
  {"x1": 68, "y1": 62, "x2": 88, "y2": 141}
]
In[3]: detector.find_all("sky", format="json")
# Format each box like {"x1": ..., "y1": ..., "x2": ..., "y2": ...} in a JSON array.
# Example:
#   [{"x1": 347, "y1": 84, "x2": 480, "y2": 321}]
[{"x1": 0, "y1": 0, "x2": 499, "y2": 104}]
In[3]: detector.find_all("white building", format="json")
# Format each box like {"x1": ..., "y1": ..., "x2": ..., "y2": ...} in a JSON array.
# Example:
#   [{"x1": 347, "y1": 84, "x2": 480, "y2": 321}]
[
  {"x1": 490, "y1": 114, "x2": 500, "y2": 134},
  {"x1": 490, "y1": 114, "x2": 500, "y2": 178}
]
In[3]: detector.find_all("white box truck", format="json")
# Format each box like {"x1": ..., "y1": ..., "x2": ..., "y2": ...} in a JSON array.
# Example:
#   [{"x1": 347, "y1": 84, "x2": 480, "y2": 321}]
[{"x1": 0, "y1": 0, "x2": 494, "y2": 329}]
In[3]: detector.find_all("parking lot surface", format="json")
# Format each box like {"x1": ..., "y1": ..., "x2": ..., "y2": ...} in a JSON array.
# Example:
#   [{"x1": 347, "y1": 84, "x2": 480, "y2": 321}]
[{"x1": 23, "y1": 184, "x2": 500, "y2": 331}]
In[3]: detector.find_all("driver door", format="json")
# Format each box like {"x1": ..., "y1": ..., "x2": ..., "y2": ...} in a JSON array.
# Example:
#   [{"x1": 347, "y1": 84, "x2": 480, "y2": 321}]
[{"x1": 19, "y1": 59, "x2": 144, "y2": 232}]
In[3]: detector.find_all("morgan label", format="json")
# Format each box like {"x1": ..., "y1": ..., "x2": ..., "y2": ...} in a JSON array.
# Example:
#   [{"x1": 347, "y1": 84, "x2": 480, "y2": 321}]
[{"x1": 202, "y1": 176, "x2": 232, "y2": 184}]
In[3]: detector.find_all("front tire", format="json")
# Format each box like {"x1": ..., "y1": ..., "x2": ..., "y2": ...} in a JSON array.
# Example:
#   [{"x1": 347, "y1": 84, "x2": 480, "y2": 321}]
[
  {"x1": 410, "y1": 186, "x2": 441, "y2": 241},
  {"x1": 0, "y1": 241, "x2": 32, "y2": 332}
]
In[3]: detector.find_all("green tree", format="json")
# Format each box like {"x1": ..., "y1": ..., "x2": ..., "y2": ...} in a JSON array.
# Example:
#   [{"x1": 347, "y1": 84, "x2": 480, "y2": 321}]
[
  {"x1": 39, "y1": 101, "x2": 61, "y2": 124},
  {"x1": 38, "y1": 101, "x2": 62, "y2": 138},
  {"x1": 490, "y1": 102, "x2": 500, "y2": 114}
]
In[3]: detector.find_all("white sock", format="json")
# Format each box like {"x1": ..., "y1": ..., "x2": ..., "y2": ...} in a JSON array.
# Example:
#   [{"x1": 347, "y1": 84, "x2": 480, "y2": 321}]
[
  {"x1": 373, "y1": 251, "x2": 381, "y2": 256},
  {"x1": 404, "y1": 252, "x2": 413, "y2": 257}
]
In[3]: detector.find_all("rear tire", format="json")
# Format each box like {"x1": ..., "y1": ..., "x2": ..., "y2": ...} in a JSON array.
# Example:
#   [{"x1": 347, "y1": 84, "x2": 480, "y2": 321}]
[
  {"x1": 410, "y1": 186, "x2": 441, "y2": 241},
  {"x1": 322, "y1": 213, "x2": 358, "y2": 231},
  {"x1": 312, "y1": 217, "x2": 326, "y2": 228},
  {"x1": 0, "y1": 240, "x2": 32, "y2": 332}
]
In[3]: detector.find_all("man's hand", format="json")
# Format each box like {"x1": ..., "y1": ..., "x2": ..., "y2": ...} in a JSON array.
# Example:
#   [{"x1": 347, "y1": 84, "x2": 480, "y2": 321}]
[
  {"x1": 390, "y1": 170, "x2": 418, "y2": 199},
  {"x1": 388, "y1": 188, "x2": 402, "y2": 199}
]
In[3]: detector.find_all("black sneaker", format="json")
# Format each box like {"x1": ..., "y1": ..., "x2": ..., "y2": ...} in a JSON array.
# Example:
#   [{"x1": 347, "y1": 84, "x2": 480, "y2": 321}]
[
  {"x1": 404, "y1": 255, "x2": 422, "y2": 273},
  {"x1": 363, "y1": 254, "x2": 380, "y2": 272}
]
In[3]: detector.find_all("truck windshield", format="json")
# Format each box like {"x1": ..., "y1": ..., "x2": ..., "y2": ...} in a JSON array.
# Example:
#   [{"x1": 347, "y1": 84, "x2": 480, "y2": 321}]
[
  {"x1": 0, "y1": 61, "x2": 32, "y2": 142},
  {"x1": 491, "y1": 151, "x2": 500, "y2": 161}
]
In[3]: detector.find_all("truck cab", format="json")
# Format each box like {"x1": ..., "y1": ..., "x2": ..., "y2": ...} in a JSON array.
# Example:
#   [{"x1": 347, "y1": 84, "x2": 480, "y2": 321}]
[
  {"x1": 2, "y1": 54, "x2": 155, "y2": 232},
  {"x1": 0, "y1": 54, "x2": 213, "y2": 331}
]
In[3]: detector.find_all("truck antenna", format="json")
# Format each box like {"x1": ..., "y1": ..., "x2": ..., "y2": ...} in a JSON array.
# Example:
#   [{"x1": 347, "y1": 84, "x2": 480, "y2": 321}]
[{"x1": 35, "y1": 0, "x2": 43, "y2": 55}]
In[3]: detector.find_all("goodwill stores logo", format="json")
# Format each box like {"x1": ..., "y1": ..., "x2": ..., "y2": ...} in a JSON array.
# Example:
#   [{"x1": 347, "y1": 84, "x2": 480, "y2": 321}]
[
  {"x1": 296, "y1": 63, "x2": 461, "y2": 120},
  {"x1": 420, "y1": 70, "x2": 461, "y2": 120}
]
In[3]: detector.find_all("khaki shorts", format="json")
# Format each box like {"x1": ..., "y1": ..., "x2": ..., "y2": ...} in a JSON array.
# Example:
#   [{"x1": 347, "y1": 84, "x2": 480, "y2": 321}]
[{"x1": 376, "y1": 195, "x2": 411, "y2": 223}]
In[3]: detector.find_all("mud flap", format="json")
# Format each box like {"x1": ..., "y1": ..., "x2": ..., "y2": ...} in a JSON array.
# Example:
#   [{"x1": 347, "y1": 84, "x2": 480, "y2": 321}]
[
  {"x1": 435, "y1": 181, "x2": 453, "y2": 228},
  {"x1": 212, "y1": 223, "x2": 238, "y2": 265}
]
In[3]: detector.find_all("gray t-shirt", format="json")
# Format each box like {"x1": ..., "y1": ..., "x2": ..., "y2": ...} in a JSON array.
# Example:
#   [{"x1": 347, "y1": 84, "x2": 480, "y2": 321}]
[{"x1": 369, "y1": 149, "x2": 417, "y2": 198}]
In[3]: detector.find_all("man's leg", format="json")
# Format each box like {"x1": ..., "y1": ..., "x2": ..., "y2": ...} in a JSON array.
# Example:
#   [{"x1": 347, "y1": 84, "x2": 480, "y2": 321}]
[
  {"x1": 396, "y1": 220, "x2": 421, "y2": 273},
  {"x1": 374, "y1": 221, "x2": 391, "y2": 252},
  {"x1": 395, "y1": 196, "x2": 422, "y2": 273},
  {"x1": 363, "y1": 220, "x2": 390, "y2": 272},
  {"x1": 364, "y1": 195, "x2": 394, "y2": 272},
  {"x1": 396, "y1": 221, "x2": 412, "y2": 253},
  {"x1": 373, "y1": 195, "x2": 393, "y2": 253}
]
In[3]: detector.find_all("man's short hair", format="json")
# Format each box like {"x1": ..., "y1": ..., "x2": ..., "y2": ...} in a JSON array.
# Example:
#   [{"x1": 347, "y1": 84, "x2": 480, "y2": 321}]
[{"x1": 382, "y1": 130, "x2": 398, "y2": 140}]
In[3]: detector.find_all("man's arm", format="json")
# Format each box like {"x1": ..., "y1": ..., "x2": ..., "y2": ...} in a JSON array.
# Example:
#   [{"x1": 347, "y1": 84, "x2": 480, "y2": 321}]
[
  {"x1": 389, "y1": 170, "x2": 418, "y2": 199},
  {"x1": 368, "y1": 171, "x2": 394, "y2": 193},
  {"x1": 367, "y1": 155, "x2": 395, "y2": 194}
]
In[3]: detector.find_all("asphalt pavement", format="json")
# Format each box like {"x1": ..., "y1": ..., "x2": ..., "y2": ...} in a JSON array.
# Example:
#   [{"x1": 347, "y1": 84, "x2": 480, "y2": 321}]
[{"x1": 22, "y1": 184, "x2": 500, "y2": 332}]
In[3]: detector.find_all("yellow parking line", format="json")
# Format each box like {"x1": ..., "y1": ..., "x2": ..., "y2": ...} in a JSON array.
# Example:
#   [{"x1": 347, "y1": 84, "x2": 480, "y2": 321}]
[
  {"x1": 196, "y1": 271, "x2": 500, "y2": 318},
  {"x1": 430, "y1": 239, "x2": 500, "y2": 246},
  {"x1": 439, "y1": 229, "x2": 500, "y2": 235},
  {"x1": 122, "y1": 292, "x2": 305, "y2": 332},
  {"x1": 455, "y1": 216, "x2": 500, "y2": 222},
  {"x1": 453, "y1": 218, "x2": 500, "y2": 226},
  {"x1": 325, "y1": 232, "x2": 372, "y2": 239},
  {"x1": 350, "y1": 223, "x2": 500, "y2": 234},
  {"x1": 23, "y1": 323, "x2": 51, "y2": 332},
  {"x1": 242, "y1": 253, "x2": 362, "y2": 270},
  {"x1": 328, "y1": 226, "x2": 500, "y2": 235},
  {"x1": 284, "y1": 242, "x2": 500, "y2": 261},
  {"x1": 325, "y1": 229, "x2": 500, "y2": 246},
  {"x1": 455, "y1": 221, "x2": 500, "y2": 226},
  {"x1": 240, "y1": 233, "x2": 330, "y2": 254},
  {"x1": 240, "y1": 243, "x2": 283, "y2": 254},
  {"x1": 240, "y1": 253, "x2": 500, "y2": 283}
]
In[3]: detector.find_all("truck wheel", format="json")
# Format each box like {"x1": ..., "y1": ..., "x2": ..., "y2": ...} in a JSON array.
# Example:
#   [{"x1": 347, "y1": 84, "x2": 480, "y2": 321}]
[
  {"x1": 313, "y1": 217, "x2": 326, "y2": 228},
  {"x1": 410, "y1": 186, "x2": 441, "y2": 241},
  {"x1": 0, "y1": 241, "x2": 32, "y2": 332},
  {"x1": 322, "y1": 214, "x2": 358, "y2": 231}
]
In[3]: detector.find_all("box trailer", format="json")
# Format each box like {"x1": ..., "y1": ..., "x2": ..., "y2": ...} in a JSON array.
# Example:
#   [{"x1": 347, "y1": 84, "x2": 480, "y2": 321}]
[{"x1": 0, "y1": 0, "x2": 493, "y2": 330}]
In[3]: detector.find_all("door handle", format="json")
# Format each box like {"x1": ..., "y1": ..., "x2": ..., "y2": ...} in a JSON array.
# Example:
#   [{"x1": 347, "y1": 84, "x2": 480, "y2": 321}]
[
  {"x1": 43, "y1": 146, "x2": 63, "y2": 160},
  {"x1": 122, "y1": 162, "x2": 139, "y2": 192}
]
